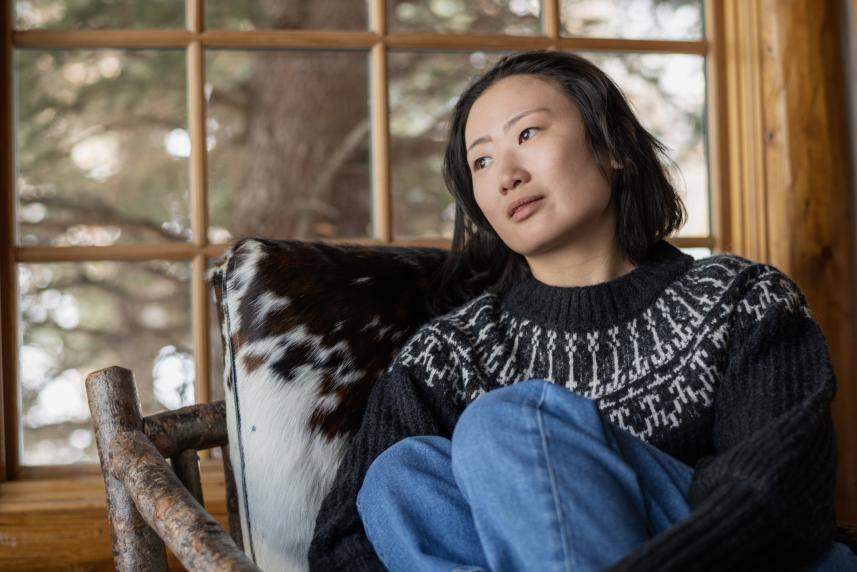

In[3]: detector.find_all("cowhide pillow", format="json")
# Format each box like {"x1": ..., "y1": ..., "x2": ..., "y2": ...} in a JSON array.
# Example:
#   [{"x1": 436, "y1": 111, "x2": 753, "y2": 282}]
[{"x1": 210, "y1": 238, "x2": 446, "y2": 571}]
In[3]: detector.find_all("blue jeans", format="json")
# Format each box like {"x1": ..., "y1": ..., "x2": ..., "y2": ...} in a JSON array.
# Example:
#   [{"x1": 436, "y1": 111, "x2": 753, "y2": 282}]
[{"x1": 357, "y1": 379, "x2": 857, "y2": 571}]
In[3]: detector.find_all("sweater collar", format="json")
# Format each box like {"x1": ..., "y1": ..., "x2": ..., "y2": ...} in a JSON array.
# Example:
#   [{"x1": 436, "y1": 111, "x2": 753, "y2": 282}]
[{"x1": 499, "y1": 241, "x2": 694, "y2": 331}]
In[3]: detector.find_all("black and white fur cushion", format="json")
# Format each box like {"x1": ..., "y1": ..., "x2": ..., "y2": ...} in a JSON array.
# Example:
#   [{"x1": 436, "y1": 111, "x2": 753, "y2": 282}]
[{"x1": 210, "y1": 238, "x2": 446, "y2": 571}]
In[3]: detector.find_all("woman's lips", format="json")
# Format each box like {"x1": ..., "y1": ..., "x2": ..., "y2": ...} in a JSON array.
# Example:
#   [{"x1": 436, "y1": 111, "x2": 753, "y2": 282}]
[{"x1": 510, "y1": 197, "x2": 543, "y2": 222}]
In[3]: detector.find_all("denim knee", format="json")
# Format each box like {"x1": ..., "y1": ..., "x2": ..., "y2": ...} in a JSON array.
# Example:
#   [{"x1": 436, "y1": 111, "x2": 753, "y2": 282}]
[
  {"x1": 451, "y1": 380, "x2": 547, "y2": 467},
  {"x1": 451, "y1": 380, "x2": 604, "y2": 469},
  {"x1": 453, "y1": 379, "x2": 559, "y2": 439},
  {"x1": 358, "y1": 436, "x2": 445, "y2": 512}
]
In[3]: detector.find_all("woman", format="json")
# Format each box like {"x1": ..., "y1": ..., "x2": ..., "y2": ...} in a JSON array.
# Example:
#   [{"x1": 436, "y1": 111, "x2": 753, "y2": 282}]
[{"x1": 308, "y1": 51, "x2": 857, "y2": 571}]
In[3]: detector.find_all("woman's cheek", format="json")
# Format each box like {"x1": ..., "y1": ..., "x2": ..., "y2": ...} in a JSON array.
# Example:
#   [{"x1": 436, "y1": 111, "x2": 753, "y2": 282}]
[{"x1": 473, "y1": 186, "x2": 498, "y2": 226}]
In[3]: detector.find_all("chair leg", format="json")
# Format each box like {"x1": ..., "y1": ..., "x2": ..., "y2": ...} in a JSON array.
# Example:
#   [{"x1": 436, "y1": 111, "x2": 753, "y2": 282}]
[
  {"x1": 86, "y1": 366, "x2": 169, "y2": 572},
  {"x1": 172, "y1": 449, "x2": 204, "y2": 506},
  {"x1": 221, "y1": 444, "x2": 244, "y2": 549}
]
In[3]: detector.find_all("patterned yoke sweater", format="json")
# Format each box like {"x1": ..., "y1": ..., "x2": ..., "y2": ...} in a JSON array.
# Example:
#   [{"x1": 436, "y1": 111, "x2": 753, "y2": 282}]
[{"x1": 308, "y1": 241, "x2": 838, "y2": 571}]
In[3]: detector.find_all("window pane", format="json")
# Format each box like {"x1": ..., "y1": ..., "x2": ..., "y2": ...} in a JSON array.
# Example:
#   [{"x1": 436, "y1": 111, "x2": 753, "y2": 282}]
[
  {"x1": 19, "y1": 261, "x2": 194, "y2": 465},
  {"x1": 681, "y1": 247, "x2": 711, "y2": 260},
  {"x1": 582, "y1": 52, "x2": 709, "y2": 236},
  {"x1": 561, "y1": 0, "x2": 704, "y2": 40},
  {"x1": 388, "y1": 0, "x2": 541, "y2": 35},
  {"x1": 14, "y1": 0, "x2": 184, "y2": 30},
  {"x1": 206, "y1": 1, "x2": 368, "y2": 30},
  {"x1": 389, "y1": 51, "x2": 506, "y2": 239},
  {"x1": 16, "y1": 49, "x2": 190, "y2": 246},
  {"x1": 206, "y1": 50, "x2": 371, "y2": 242}
]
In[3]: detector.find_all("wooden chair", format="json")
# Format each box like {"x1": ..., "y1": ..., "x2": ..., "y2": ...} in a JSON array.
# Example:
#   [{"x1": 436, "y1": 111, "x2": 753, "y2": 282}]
[
  {"x1": 86, "y1": 366, "x2": 254, "y2": 571},
  {"x1": 86, "y1": 238, "x2": 450, "y2": 571},
  {"x1": 88, "y1": 238, "x2": 857, "y2": 570}
]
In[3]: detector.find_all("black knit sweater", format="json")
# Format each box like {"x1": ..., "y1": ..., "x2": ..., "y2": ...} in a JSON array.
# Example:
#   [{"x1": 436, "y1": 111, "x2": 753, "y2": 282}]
[{"x1": 308, "y1": 241, "x2": 838, "y2": 571}]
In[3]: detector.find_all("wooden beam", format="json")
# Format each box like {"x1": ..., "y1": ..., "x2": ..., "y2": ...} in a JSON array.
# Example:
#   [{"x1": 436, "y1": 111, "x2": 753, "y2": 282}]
[
  {"x1": 705, "y1": 0, "x2": 732, "y2": 254},
  {"x1": 722, "y1": 0, "x2": 769, "y2": 262},
  {"x1": 544, "y1": 0, "x2": 561, "y2": 42},
  {"x1": 12, "y1": 28, "x2": 707, "y2": 54},
  {"x1": 16, "y1": 243, "x2": 200, "y2": 262},
  {"x1": 13, "y1": 238, "x2": 446, "y2": 263},
  {"x1": 1, "y1": 0, "x2": 16, "y2": 482},
  {"x1": 13, "y1": 29, "x2": 196, "y2": 48},
  {"x1": 371, "y1": 40, "x2": 392, "y2": 242}
]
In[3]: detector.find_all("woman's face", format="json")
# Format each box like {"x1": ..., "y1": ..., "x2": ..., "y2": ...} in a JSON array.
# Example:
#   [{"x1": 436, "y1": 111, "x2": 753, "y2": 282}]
[{"x1": 464, "y1": 74, "x2": 616, "y2": 259}]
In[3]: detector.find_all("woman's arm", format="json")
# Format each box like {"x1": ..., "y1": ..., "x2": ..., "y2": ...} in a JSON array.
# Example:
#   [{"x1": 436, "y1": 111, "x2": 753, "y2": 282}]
[
  {"x1": 308, "y1": 358, "x2": 457, "y2": 571},
  {"x1": 609, "y1": 276, "x2": 837, "y2": 571}
]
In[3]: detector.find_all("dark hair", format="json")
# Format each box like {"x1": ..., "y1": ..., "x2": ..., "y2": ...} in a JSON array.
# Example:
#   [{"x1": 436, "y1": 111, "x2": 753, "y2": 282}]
[{"x1": 428, "y1": 50, "x2": 686, "y2": 316}]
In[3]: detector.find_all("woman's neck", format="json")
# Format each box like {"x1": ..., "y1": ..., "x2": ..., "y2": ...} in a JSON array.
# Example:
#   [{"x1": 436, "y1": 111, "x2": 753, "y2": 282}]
[
  {"x1": 525, "y1": 238, "x2": 635, "y2": 288},
  {"x1": 501, "y1": 240, "x2": 693, "y2": 331}
]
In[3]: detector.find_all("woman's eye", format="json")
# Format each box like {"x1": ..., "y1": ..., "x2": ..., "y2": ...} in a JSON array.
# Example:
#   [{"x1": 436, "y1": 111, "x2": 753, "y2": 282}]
[
  {"x1": 472, "y1": 129, "x2": 537, "y2": 170},
  {"x1": 519, "y1": 127, "x2": 538, "y2": 143}
]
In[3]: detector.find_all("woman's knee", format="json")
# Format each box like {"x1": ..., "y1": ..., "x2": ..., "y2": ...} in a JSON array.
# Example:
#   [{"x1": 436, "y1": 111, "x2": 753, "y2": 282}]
[
  {"x1": 451, "y1": 380, "x2": 602, "y2": 467},
  {"x1": 451, "y1": 380, "x2": 548, "y2": 465},
  {"x1": 453, "y1": 379, "x2": 590, "y2": 442},
  {"x1": 358, "y1": 436, "x2": 449, "y2": 508}
]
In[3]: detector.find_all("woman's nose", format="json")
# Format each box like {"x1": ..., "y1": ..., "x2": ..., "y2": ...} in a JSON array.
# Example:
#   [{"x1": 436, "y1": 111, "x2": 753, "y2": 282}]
[
  {"x1": 499, "y1": 158, "x2": 531, "y2": 193},
  {"x1": 500, "y1": 153, "x2": 530, "y2": 193}
]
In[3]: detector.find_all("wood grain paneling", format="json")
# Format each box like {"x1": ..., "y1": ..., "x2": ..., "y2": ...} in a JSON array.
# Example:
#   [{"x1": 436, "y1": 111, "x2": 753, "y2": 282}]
[
  {"x1": 762, "y1": 0, "x2": 856, "y2": 523},
  {"x1": 722, "y1": 0, "x2": 857, "y2": 522}
]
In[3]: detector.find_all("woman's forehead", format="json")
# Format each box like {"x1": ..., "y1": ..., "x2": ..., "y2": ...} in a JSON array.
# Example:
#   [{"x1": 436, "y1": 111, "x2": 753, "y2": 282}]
[{"x1": 465, "y1": 76, "x2": 578, "y2": 141}]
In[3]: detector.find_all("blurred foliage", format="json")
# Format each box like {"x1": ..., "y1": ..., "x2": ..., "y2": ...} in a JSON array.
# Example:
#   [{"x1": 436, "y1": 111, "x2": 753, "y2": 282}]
[
  {"x1": 13, "y1": 0, "x2": 706, "y2": 465},
  {"x1": 389, "y1": 51, "x2": 508, "y2": 238},
  {"x1": 17, "y1": 49, "x2": 189, "y2": 246},
  {"x1": 205, "y1": 47, "x2": 372, "y2": 241},
  {"x1": 19, "y1": 261, "x2": 193, "y2": 464},
  {"x1": 15, "y1": 0, "x2": 184, "y2": 29},
  {"x1": 206, "y1": 0, "x2": 369, "y2": 30},
  {"x1": 561, "y1": 0, "x2": 703, "y2": 39},
  {"x1": 389, "y1": 0, "x2": 541, "y2": 34}
]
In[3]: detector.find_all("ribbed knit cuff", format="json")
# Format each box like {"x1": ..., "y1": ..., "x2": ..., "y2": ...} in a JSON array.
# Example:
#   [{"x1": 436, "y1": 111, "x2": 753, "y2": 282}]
[
  {"x1": 311, "y1": 536, "x2": 385, "y2": 572},
  {"x1": 606, "y1": 484, "x2": 767, "y2": 572}
]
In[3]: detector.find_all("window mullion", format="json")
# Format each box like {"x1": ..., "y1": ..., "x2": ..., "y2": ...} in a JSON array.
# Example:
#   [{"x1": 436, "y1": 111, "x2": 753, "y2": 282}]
[
  {"x1": 1, "y1": 0, "x2": 18, "y2": 481},
  {"x1": 371, "y1": 0, "x2": 391, "y2": 242},
  {"x1": 188, "y1": 1, "x2": 210, "y2": 410},
  {"x1": 545, "y1": 0, "x2": 561, "y2": 43}
]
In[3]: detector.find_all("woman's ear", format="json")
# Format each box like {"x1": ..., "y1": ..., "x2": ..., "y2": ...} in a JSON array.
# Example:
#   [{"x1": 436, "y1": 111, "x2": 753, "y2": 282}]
[{"x1": 610, "y1": 157, "x2": 623, "y2": 169}]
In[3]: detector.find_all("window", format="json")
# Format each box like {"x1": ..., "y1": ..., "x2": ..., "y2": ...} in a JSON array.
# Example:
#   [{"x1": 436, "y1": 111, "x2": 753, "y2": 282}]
[{"x1": 2, "y1": 0, "x2": 715, "y2": 474}]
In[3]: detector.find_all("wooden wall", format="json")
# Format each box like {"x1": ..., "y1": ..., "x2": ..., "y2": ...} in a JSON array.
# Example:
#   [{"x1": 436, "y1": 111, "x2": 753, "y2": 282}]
[{"x1": 720, "y1": 0, "x2": 857, "y2": 522}]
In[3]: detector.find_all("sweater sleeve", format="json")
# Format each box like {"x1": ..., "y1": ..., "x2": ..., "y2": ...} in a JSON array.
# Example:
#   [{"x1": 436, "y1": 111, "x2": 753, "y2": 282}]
[
  {"x1": 308, "y1": 339, "x2": 458, "y2": 572},
  {"x1": 608, "y1": 275, "x2": 837, "y2": 571}
]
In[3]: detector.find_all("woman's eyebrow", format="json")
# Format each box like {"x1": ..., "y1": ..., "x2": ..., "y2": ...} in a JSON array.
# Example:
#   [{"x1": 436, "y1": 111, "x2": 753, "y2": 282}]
[{"x1": 466, "y1": 107, "x2": 551, "y2": 154}]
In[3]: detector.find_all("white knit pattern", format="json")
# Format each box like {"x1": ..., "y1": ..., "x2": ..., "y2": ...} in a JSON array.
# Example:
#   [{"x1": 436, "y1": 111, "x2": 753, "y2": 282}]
[{"x1": 394, "y1": 254, "x2": 812, "y2": 448}]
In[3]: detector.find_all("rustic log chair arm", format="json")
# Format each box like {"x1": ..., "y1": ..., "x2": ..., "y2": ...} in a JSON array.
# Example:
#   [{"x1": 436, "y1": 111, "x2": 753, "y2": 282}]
[
  {"x1": 143, "y1": 401, "x2": 228, "y2": 458},
  {"x1": 86, "y1": 365, "x2": 259, "y2": 572},
  {"x1": 109, "y1": 430, "x2": 257, "y2": 571}
]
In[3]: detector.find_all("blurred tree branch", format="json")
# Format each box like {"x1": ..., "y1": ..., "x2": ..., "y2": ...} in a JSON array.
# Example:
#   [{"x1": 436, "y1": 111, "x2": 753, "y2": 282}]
[{"x1": 20, "y1": 195, "x2": 188, "y2": 242}]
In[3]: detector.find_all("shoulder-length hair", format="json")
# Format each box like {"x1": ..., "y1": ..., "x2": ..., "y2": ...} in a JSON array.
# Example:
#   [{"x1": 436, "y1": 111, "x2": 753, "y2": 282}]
[{"x1": 428, "y1": 50, "x2": 686, "y2": 316}]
